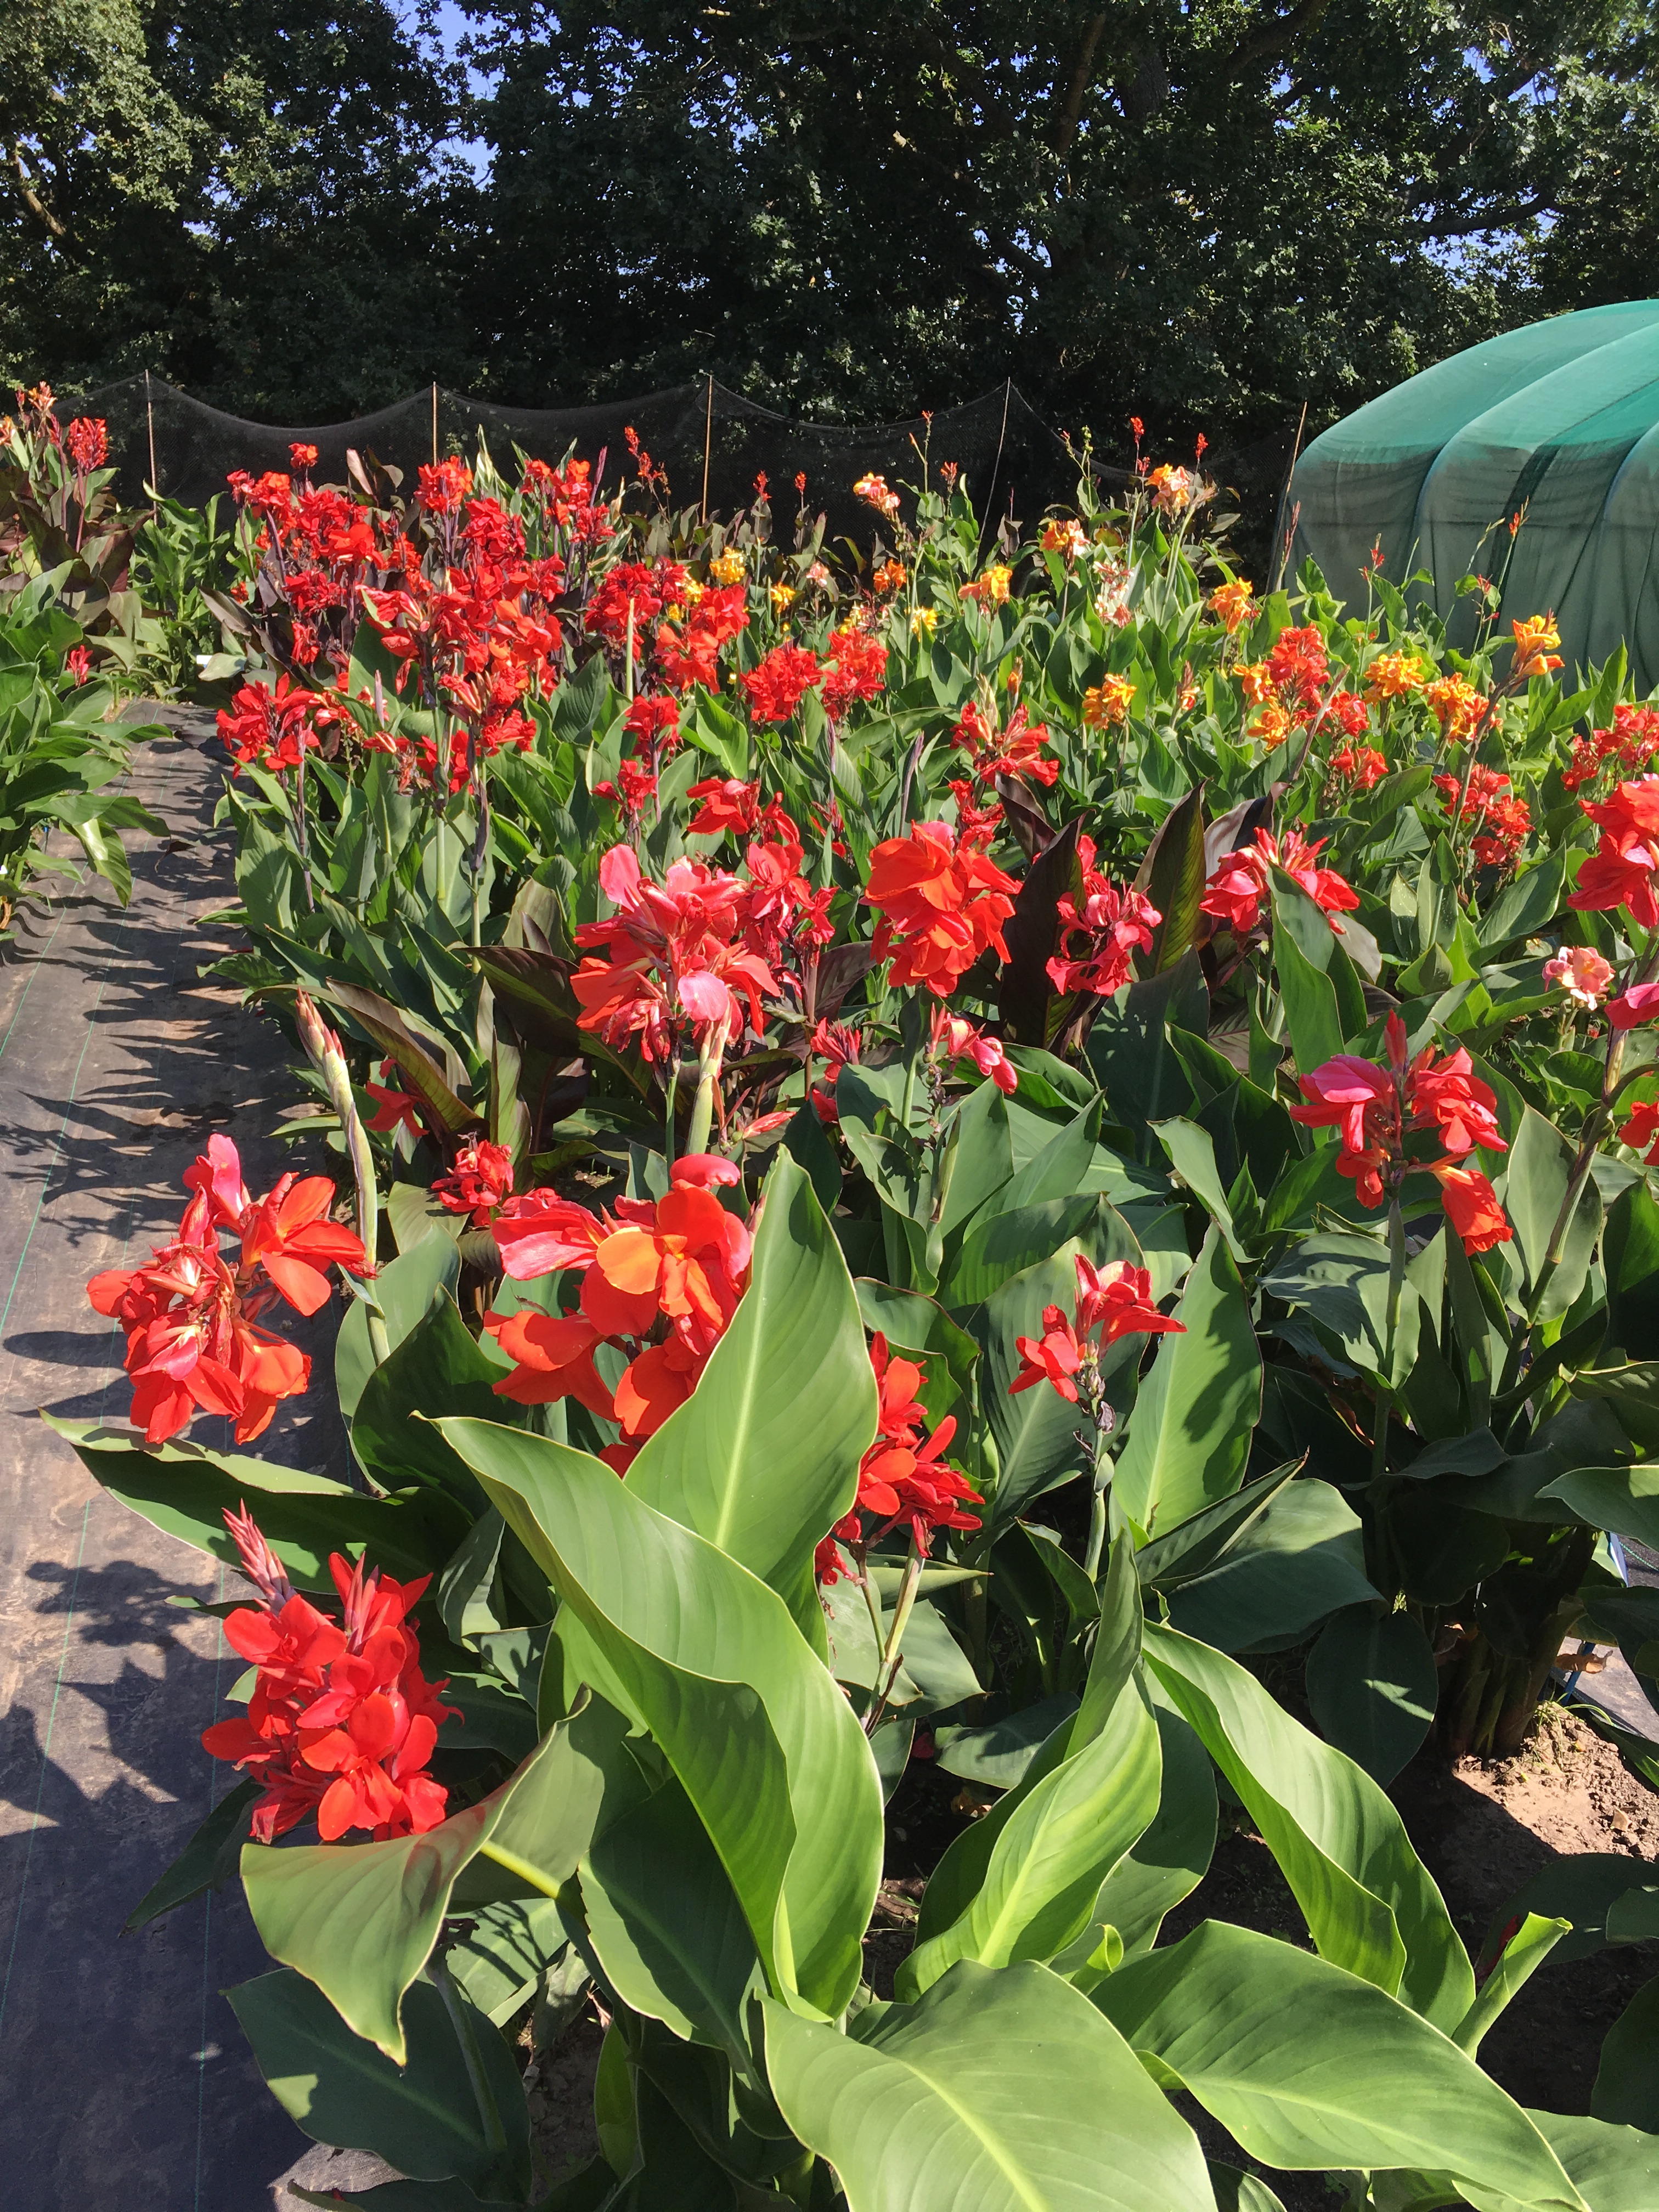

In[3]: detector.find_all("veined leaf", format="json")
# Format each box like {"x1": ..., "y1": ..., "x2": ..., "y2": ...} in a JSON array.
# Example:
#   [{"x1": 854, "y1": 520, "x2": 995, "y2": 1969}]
[
  {"x1": 627, "y1": 1154, "x2": 875, "y2": 1629},
  {"x1": 1096, "y1": 1922, "x2": 1582, "y2": 2209},
  {"x1": 764, "y1": 1960, "x2": 1214, "y2": 2212},
  {"x1": 1143, "y1": 1624, "x2": 1475, "y2": 2029},
  {"x1": 1115, "y1": 1226, "x2": 1262, "y2": 1539},
  {"x1": 437, "y1": 1420, "x2": 883, "y2": 2020}
]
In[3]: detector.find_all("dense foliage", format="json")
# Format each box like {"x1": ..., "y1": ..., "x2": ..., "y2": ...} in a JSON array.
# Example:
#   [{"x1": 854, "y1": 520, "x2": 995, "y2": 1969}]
[
  {"x1": 34, "y1": 426, "x2": 1659, "y2": 2207},
  {"x1": 7, "y1": 1, "x2": 1659, "y2": 449}
]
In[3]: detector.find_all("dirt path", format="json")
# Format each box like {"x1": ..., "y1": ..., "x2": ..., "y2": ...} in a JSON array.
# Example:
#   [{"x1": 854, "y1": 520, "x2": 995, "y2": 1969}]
[{"x1": 0, "y1": 717, "x2": 382, "y2": 2209}]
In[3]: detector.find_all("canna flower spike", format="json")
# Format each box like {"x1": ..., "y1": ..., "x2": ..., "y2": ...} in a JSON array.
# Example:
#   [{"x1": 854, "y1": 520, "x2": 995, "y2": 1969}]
[
  {"x1": 87, "y1": 1134, "x2": 368, "y2": 1443},
  {"x1": 203, "y1": 1505, "x2": 456, "y2": 1843},
  {"x1": 1288, "y1": 1017, "x2": 1512, "y2": 1252}
]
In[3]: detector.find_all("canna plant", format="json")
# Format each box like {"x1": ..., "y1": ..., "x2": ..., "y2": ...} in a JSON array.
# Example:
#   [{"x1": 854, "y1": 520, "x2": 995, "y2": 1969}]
[
  {"x1": 55, "y1": 1137, "x2": 1659, "y2": 2209},
  {"x1": 48, "y1": 431, "x2": 1659, "y2": 2203}
]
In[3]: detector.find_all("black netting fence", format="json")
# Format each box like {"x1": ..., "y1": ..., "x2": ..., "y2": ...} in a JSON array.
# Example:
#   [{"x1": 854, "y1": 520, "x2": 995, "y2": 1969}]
[{"x1": 52, "y1": 374, "x2": 1088, "y2": 548}]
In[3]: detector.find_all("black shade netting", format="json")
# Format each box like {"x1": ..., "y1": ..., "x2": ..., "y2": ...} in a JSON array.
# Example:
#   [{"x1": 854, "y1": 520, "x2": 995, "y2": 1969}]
[{"x1": 44, "y1": 374, "x2": 1081, "y2": 550}]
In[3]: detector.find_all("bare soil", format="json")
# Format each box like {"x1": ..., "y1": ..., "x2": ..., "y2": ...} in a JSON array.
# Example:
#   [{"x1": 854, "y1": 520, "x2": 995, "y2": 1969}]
[{"x1": 520, "y1": 1703, "x2": 1659, "y2": 2203}]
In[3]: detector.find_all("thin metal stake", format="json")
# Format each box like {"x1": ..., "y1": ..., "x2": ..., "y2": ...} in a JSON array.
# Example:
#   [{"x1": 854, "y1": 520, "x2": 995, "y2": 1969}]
[{"x1": 700, "y1": 372, "x2": 714, "y2": 524}]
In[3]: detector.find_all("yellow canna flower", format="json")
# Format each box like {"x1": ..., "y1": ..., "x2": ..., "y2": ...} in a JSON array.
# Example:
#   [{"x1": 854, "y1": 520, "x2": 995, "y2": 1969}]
[
  {"x1": 910, "y1": 606, "x2": 940, "y2": 639},
  {"x1": 962, "y1": 563, "x2": 1013, "y2": 607},
  {"x1": 1208, "y1": 578, "x2": 1256, "y2": 635},
  {"x1": 1510, "y1": 614, "x2": 1562, "y2": 678},
  {"x1": 769, "y1": 582, "x2": 796, "y2": 612},
  {"x1": 1082, "y1": 674, "x2": 1136, "y2": 727},
  {"x1": 1363, "y1": 651, "x2": 1430, "y2": 702},
  {"x1": 1236, "y1": 661, "x2": 1273, "y2": 706},
  {"x1": 709, "y1": 549, "x2": 746, "y2": 587}
]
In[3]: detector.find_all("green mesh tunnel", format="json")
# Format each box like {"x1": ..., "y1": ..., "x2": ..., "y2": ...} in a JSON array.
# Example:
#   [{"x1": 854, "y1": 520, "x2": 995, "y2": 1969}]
[{"x1": 1284, "y1": 301, "x2": 1659, "y2": 689}]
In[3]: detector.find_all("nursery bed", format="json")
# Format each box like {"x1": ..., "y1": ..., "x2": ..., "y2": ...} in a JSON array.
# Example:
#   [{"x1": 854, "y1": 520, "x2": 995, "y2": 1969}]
[{"x1": 0, "y1": 718, "x2": 380, "y2": 2210}]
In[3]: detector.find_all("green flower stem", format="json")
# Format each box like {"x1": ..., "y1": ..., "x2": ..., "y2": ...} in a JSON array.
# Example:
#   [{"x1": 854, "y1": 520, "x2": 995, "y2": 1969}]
[{"x1": 429, "y1": 1948, "x2": 510, "y2": 2160}]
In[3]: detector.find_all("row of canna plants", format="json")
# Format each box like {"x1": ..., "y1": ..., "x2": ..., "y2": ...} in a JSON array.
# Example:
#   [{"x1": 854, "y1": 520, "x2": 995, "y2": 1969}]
[{"x1": 51, "y1": 424, "x2": 1659, "y2": 2207}]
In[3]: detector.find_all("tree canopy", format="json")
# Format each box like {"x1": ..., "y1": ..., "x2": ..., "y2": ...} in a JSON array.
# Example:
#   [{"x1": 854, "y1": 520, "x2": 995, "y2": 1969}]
[{"x1": 4, "y1": 0, "x2": 1658, "y2": 461}]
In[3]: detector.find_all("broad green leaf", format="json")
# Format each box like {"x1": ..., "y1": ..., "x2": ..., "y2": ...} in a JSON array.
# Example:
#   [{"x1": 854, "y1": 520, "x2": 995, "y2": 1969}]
[
  {"x1": 1593, "y1": 1975, "x2": 1659, "y2": 2131},
  {"x1": 763, "y1": 1960, "x2": 1215, "y2": 2212},
  {"x1": 336, "y1": 1232, "x2": 462, "y2": 1418},
  {"x1": 1115, "y1": 1226, "x2": 1262, "y2": 1538},
  {"x1": 1454, "y1": 1913, "x2": 1568, "y2": 2057},
  {"x1": 1276, "y1": 922, "x2": 1344, "y2": 1073},
  {"x1": 582, "y1": 1779, "x2": 763, "y2": 2079},
  {"x1": 1262, "y1": 1232, "x2": 1421, "y2": 1387},
  {"x1": 1305, "y1": 1604, "x2": 1437, "y2": 1784},
  {"x1": 940, "y1": 1190, "x2": 1102, "y2": 1310},
  {"x1": 1143, "y1": 1624, "x2": 1474, "y2": 2029},
  {"x1": 936, "y1": 1079, "x2": 1016, "y2": 1233},
  {"x1": 627, "y1": 1154, "x2": 876, "y2": 1625},
  {"x1": 934, "y1": 1695, "x2": 1081, "y2": 1788},
  {"x1": 1502, "y1": 1107, "x2": 1603, "y2": 1324},
  {"x1": 351, "y1": 1289, "x2": 511, "y2": 1508},
  {"x1": 899, "y1": 1541, "x2": 1161, "y2": 1995},
  {"x1": 44, "y1": 1415, "x2": 462, "y2": 1590},
  {"x1": 1151, "y1": 1115, "x2": 1246, "y2": 1258},
  {"x1": 1132, "y1": 1463, "x2": 1300, "y2": 1589},
  {"x1": 1542, "y1": 1459, "x2": 1659, "y2": 1548},
  {"x1": 1479, "y1": 1854, "x2": 1659, "y2": 1970},
  {"x1": 1479, "y1": 848, "x2": 1567, "y2": 952},
  {"x1": 242, "y1": 1701, "x2": 639, "y2": 2062},
  {"x1": 1207, "y1": 2165, "x2": 1286, "y2": 2212},
  {"x1": 228, "y1": 1968, "x2": 532, "y2": 2200},
  {"x1": 1096, "y1": 1922, "x2": 1581, "y2": 2208},
  {"x1": 437, "y1": 1420, "x2": 883, "y2": 2020},
  {"x1": 447, "y1": 1897, "x2": 569, "y2": 2025},
  {"x1": 1163, "y1": 1480, "x2": 1376, "y2": 1652},
  {"x1": 1057, "y1": 1696, "x2": 1218, "y2": 1971},
  {"x1": 1528, "y1": 2112, "x2": 1659, "y2": 2212}
]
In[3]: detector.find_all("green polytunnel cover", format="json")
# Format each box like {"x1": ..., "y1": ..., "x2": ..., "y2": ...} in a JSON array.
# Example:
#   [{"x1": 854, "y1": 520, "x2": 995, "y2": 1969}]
[{"x1": 1284, "y1": 301, "x2": 1659, "y2": 691}]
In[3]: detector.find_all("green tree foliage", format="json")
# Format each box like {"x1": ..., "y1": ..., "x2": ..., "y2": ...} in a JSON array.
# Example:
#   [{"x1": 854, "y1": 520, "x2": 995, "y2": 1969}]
[
  {"x1": 0, "y1": 0, "x2": 478, "y2": 414},
  {"x1": 5, "y1": 0, "x2": 1659, "y2": 449}
]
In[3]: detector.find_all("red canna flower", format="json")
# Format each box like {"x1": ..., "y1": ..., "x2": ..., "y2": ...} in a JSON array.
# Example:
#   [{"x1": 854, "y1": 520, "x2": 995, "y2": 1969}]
[
  {"x1": 1329, "y1": 742, "x2": 1386, "y2": 790},
  {"x1": 66, "y1": 416, "x2": 108, "y2": 472},
  {"x1": 1618, "y1": 1099, "x2": 1659, "y2": 1164},
  {"x1": 87, "y1": 1136, "x2": 366, "y2": 1444},
  {"x1": 1047, "y1": 834, "x2": 1160, "y2": 998},
  {"x1": 1568, "y1": 777, "x2": 1659, "y2": 928},
  {"x1": 64, "y1": 644, "x2": 92, "y2": 686},
  {"x1": 202, "y1": 1508, "x2": 456, "y2": 1843},
  {"x1": 487, "y1": 1157, "x2": 752, "y2": 1442},
  {"x1": 1011, "y1": 1257, "x2": 1181, "y2": 1405},
  {"x1": 1289, "y1": 1017, "x2": 1510, "y2": 1251},
  {"x1": 817, "y1": 1336, "x2": 982, "y2": 1582},
  {"x1": 952, "y1": 699, "x2": 1057, "y2": 788},
  {"x1": 1201, "y1": 828, "x2": 1358, "y2": 941},
  {"x1": 864, "y1": 820, "x2": 1019, "y2": 998},
  {"x1": 1010, "y1": 1304, "x2": 1086, "y2": 1401},
  {"x1": 741, "y1": 642, "x2": 824, "y2": 724},
  {"x1": 1429, "y1": 1162, "x2": 1513, "y2": 1255},
  {"x1": 364, "y1": 1059, "x2": 425, "y2": 1138},
  {"x1": 1608, "y1": 980, "x2": 1659, "y2": 1032},
  {"x1": 932, "y1": 1008, "x2": 1017, "y2": 1094},
  {"x1": 431, "y1": 1139, "x2": 514, "y2": 1227}
]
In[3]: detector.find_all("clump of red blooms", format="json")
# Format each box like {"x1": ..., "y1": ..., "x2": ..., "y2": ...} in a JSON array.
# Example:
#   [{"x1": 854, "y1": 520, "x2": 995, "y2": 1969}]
[
  {"x1": 1563, "y1": 704, "x2": 1659, "y2": 793},
  {"x1": 1288, "y1": 1014, "x2": 1511, "y2": 1253},
  {"x1": 1010, "y1": 1256, "x2": 1183, "y2": 1407},
  {"x1": 87, "y1": 1135, "x2": 369, "y2": 1443},
  {"x1": 432, "y1": 1138, "x2": 515, "y2": 1227},
  {"x1": 1434, "y1": 765, "x2": 1531, "y2": 870},
  {"x1": 809, "y1": 1017, "x2": 864, "y2": 1124},
  {"x1": 1329, "y1": 743, "x2": 1387, "y2": 792},
  {"x1": 863, "y1": 820, "x2": 1018, "y2": 997},
  {"x1": 487, "y1": 1152, "x2": 749, "y2": 1465},
  {"x1": 1568, "y1": 776, "x2": 1659, "y2": 928},
  {"x1": 932, "y1": 1007, "x2": 1017, "y2": 1094},
  {"x1": 202, "y1": 1504, "x2": 455, "y2": 1843},
  {"x1": 1201, "y1": 828, "x2": 1359, "y2": 941},
  {"x1": 572, "y1": 836, "x2": 827, "y2": 1075},
  {"x1": 815, "y1": 1336, "x2": 981, "y2": 1584},
  {"x1": 1047, "y1": 835, "x2": 1160, "y2": 998},
  {"x1": 952, "y1": 698, "x2": 1057, "y2": 787},
  {"x1": 65, "y1": 416, "x2": 108, "y2": 472}
]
